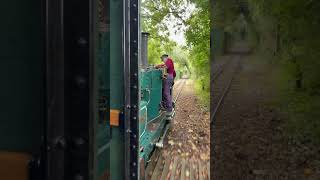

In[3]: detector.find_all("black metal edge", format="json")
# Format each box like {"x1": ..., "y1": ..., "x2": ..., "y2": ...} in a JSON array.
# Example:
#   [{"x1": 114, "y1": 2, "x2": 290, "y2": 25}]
[
  {"x1": 63, "y1": 0, "x2": 90, "y2": 179},
  {"x1": 123, "y1": 0, "x2": 140, "y2": 179},
  {"x1": 29, "y1": 0, "x2": 47, "y2": 178},
  {"x1": 89, "y1": 0, "x2": 97, "y2": 179},
  {"x1": 123, "y1": 0, "x2": 131, "y2": 179},
  {"x1": 45, "y1": 0, "x2": 97, "y2": 179},
  {"x1": 45, "y1": 0, "x2": 66, "y2": 179},
  {"x1": 129, "y1": 0, "x2": 140, "y2": 179}
]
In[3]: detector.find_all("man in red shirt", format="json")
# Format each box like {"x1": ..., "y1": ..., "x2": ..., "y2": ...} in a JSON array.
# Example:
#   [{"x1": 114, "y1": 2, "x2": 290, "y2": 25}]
[{"x1": 156, "y1": 54, "x2": 176, "y2": 113}]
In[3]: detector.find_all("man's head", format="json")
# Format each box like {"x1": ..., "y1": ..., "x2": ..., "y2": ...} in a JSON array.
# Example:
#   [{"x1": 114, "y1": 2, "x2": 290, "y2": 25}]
[{"x1": 160, "y1": 54, "x2": 169, "y2": 62}]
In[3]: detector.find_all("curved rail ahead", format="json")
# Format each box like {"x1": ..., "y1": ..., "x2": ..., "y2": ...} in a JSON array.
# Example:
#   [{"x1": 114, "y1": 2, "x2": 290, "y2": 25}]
[{"x1": 211, "y1": 57, "x2": 241, "y2": 123}]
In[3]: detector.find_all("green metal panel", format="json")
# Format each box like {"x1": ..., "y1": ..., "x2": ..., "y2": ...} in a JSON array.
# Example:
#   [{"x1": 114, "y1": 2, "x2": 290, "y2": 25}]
[
  {"x1": 110, "y1": 0, "x2": 124, "y2": 110},
  {"x1": 0, "y1": 0, "x2": 44, "y2": 153},
  {"x1": 110, "y1": 0, "x2": 125, "y2": 179},
  {"x1": 140, "y1": 69, "x2": 162, "y2": 121},
  {"x1": 148, "y1": 70, "x2": 162, "y2": 120},
  {"x1": 110, "y1": 128, "x2": 125, "y2": 180},
  {"x1": 139, "y1": 102, "x2": 148, "y2": 137},
  {"x1": 96, "y1": 2, "x2": 111, "y2": 179},
  {"x1": 139, "y1": 68, "x2": 166, "y2": 165},
  {"x1": 139, "y1": 113, "x2": 167, "y2": 166}
]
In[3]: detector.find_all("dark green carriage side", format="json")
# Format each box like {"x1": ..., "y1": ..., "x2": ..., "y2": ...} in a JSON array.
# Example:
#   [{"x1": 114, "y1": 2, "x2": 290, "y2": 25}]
[
  {"x1": 109, "y1": 0, "x2": 126, "y2": 179},
  {"x1": 0, "y1": 0, "x2": 44, "y2": 155},
  {"x1": 0, "y1": 0, "x2": 44, "y2": 179},
  {"x1": 96, "y1": 0, "x2": 111, "y2": 179}
]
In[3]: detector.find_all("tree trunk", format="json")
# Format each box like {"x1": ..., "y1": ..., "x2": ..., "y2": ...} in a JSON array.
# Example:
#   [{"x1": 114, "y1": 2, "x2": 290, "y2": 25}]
[{"x1": 274, "y1": 23, "x2": 280, "y2": 56}]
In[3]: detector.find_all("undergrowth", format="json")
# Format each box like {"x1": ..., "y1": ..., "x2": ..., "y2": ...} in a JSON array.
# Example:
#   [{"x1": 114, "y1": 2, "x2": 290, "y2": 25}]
[
  {"x1": 194, "y1": 77, "x2": 210, "y2": 110},
  {"x1": 276, "y1": 65, "x2": 320, "y2": 145},
  {"x1": 256, "y1": 50, "x2": 320, "y2": 145}
]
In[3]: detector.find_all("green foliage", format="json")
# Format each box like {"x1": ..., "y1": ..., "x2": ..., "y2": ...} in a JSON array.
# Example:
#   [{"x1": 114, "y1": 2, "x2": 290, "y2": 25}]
[
  {"x1": 147, "y1": 37, "x2": 177, "y2": 65},
  {"x1": 142, "y1": 0, "x2": 190, "y2": 41},
  {"x1": 247, "y1": 0, "x2": 320, "y2": 93},
  {"x1": 185, "y1": 0, "x2": 210, "y2": 107},
  {"x1": 142, "y1": 0, "x2": 184, "y2": 66},
  {"x1": 214, "y1": 0, "x2": 320, "y2": 144},
  {"x1": 275, "y1": 62, "x2": 320, "y2": 144},
  {"x1": 142, "y1": 0, "x2": 210, "y2": 106},
  {"x1": 170, "y1": 46, "x2": 190, "y2": 72},
  {"x1": 258, "y1": 0, "x2": 320, "y2": 144}
]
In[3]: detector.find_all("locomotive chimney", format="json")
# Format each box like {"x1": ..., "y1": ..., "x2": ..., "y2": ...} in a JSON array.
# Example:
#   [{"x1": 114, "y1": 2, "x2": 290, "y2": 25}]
[{"x1": 141, "y1": 32, "x2": 149, "y2": 67}]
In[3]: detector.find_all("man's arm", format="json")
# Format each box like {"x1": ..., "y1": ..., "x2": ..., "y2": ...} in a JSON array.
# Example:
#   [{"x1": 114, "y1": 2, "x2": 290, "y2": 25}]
[{"x1": 155, "y1": 63, "x2": 166, "y2": 69}]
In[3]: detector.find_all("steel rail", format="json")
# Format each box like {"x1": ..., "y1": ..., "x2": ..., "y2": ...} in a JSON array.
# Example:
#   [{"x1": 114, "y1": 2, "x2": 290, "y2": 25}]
[
  {"x1": 173, "y1": 79, "x2": 187, "y2": 104},
  {"x1": 213, "y1": 59, "x2": 232, "y2": 81},
  {"x1": 213, "y1": 65, "x2": 225, "y2": 81},
  {"x1": 211, "y1": 57, "x2": 241, "y2": 123}
]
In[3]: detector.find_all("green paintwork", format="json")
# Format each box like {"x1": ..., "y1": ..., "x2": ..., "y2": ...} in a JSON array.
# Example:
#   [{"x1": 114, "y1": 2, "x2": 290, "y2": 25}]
[
  {"x1": 139, "y1": 68, "x2": 170, "y2": 165},
  {"x1": 110, "y1": 0, "x2": 124, "y2": 110},
  {"x1": 139, "y1": 112, "x2": 167, "y2": 166},
  {"x1": 95, "y1": 0, "x2": 111, "y2": 178},
  {"x1": 109, "y1": 0, "x2": 125, "y2": 179},
  {"x1": 139, "y1": 101, "x2": 148, "y2": 137},
  {"x1": 110, "y1": 128, "x2": 125, "y2": 180},
  {"x1": 0, "y1": 0, "x2": 44, "y2": 154},
  {"x1": 140, "y1": 69, "x2": 163, "y2": 121}
]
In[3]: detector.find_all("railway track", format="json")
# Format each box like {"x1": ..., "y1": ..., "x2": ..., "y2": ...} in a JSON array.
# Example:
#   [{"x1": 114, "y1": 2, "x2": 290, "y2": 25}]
[
  {"x1": 146, "y1": 150, "x2": 209, "y2": 180},
  {"x1": 144, "y1": 78, "x2": 186, "y2": 178},
  {"x1": 145, "y1": 78, "x2": 210, "y2": 180},
  {"x1": 144, "y1": 56, "x2": 241, "y2": 179},
  {"x1": 173, "y1": 78, "x2": 187, "y2": 104},
  {"x1": 212, "y1": 56, "x2": 235, "y2": 81},
  {"x1": 213, "y1": 61, "x2": 228, "y2": 81},
  {"x1": 211, "y1": 56, "x2": 241, "y2": 123}
]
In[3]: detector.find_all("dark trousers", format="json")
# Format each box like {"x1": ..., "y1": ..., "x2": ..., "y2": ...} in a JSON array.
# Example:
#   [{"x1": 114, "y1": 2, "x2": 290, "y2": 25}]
[{"x1": 162, "y1": 74, "x2": 173, "y2": 111}]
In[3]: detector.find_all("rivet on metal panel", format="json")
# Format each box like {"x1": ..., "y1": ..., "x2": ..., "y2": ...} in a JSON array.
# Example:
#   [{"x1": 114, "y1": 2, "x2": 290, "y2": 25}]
[
  {"x1": 133, "y1": 162, "x2": 137, "y2": 166},
  {"x1": 53, "y1": 136, "x2": 67, "y2": 149},
  {"x1": 133, "y1": 18, "x2": 137, "y2": 22},
  {"x1": 132, "y1": 4, "x2": 137, "y2": 8},
  {"x1": 75, "y1": 76, "x2": 87, "y2": 88},
  {"x1": 127, "y1": 105, "x2": 131, "y2": 109},
  {"x1": 133, "y1": 85, "x2": 137, "y2": 89},
  {"x1": 134, "y1": 52, "x2": 138, "y2": 56},
  {"x1": 74, "y1": 137, "x2": 85, "y2": 147},
  {"x1": 132, "y1": 173, "x2": 136, "y2": 177},
  {"x1": 78, "y1": 37, "x2": 87, "y2": 46},
  {"x1": 133, "y1": 117, "x2": 137, "y2": 120},
  {"x1": 134, "y1": 73, "x2": 138, "y2": 77},
  {"x1": 74, "y1": 174, "x2": 84, "y2": 180},
  {"x1": 126, "y1": 129, "x2": 132, "y2": 133}
]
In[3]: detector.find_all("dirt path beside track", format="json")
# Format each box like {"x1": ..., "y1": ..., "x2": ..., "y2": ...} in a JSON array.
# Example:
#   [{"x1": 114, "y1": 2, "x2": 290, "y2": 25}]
[
  {"x1": 146, "y1": 79, "x2": 210, "y2": 180},
  {"x1": 212, "y1": 54, "x2": 320, "y2": 180}
]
